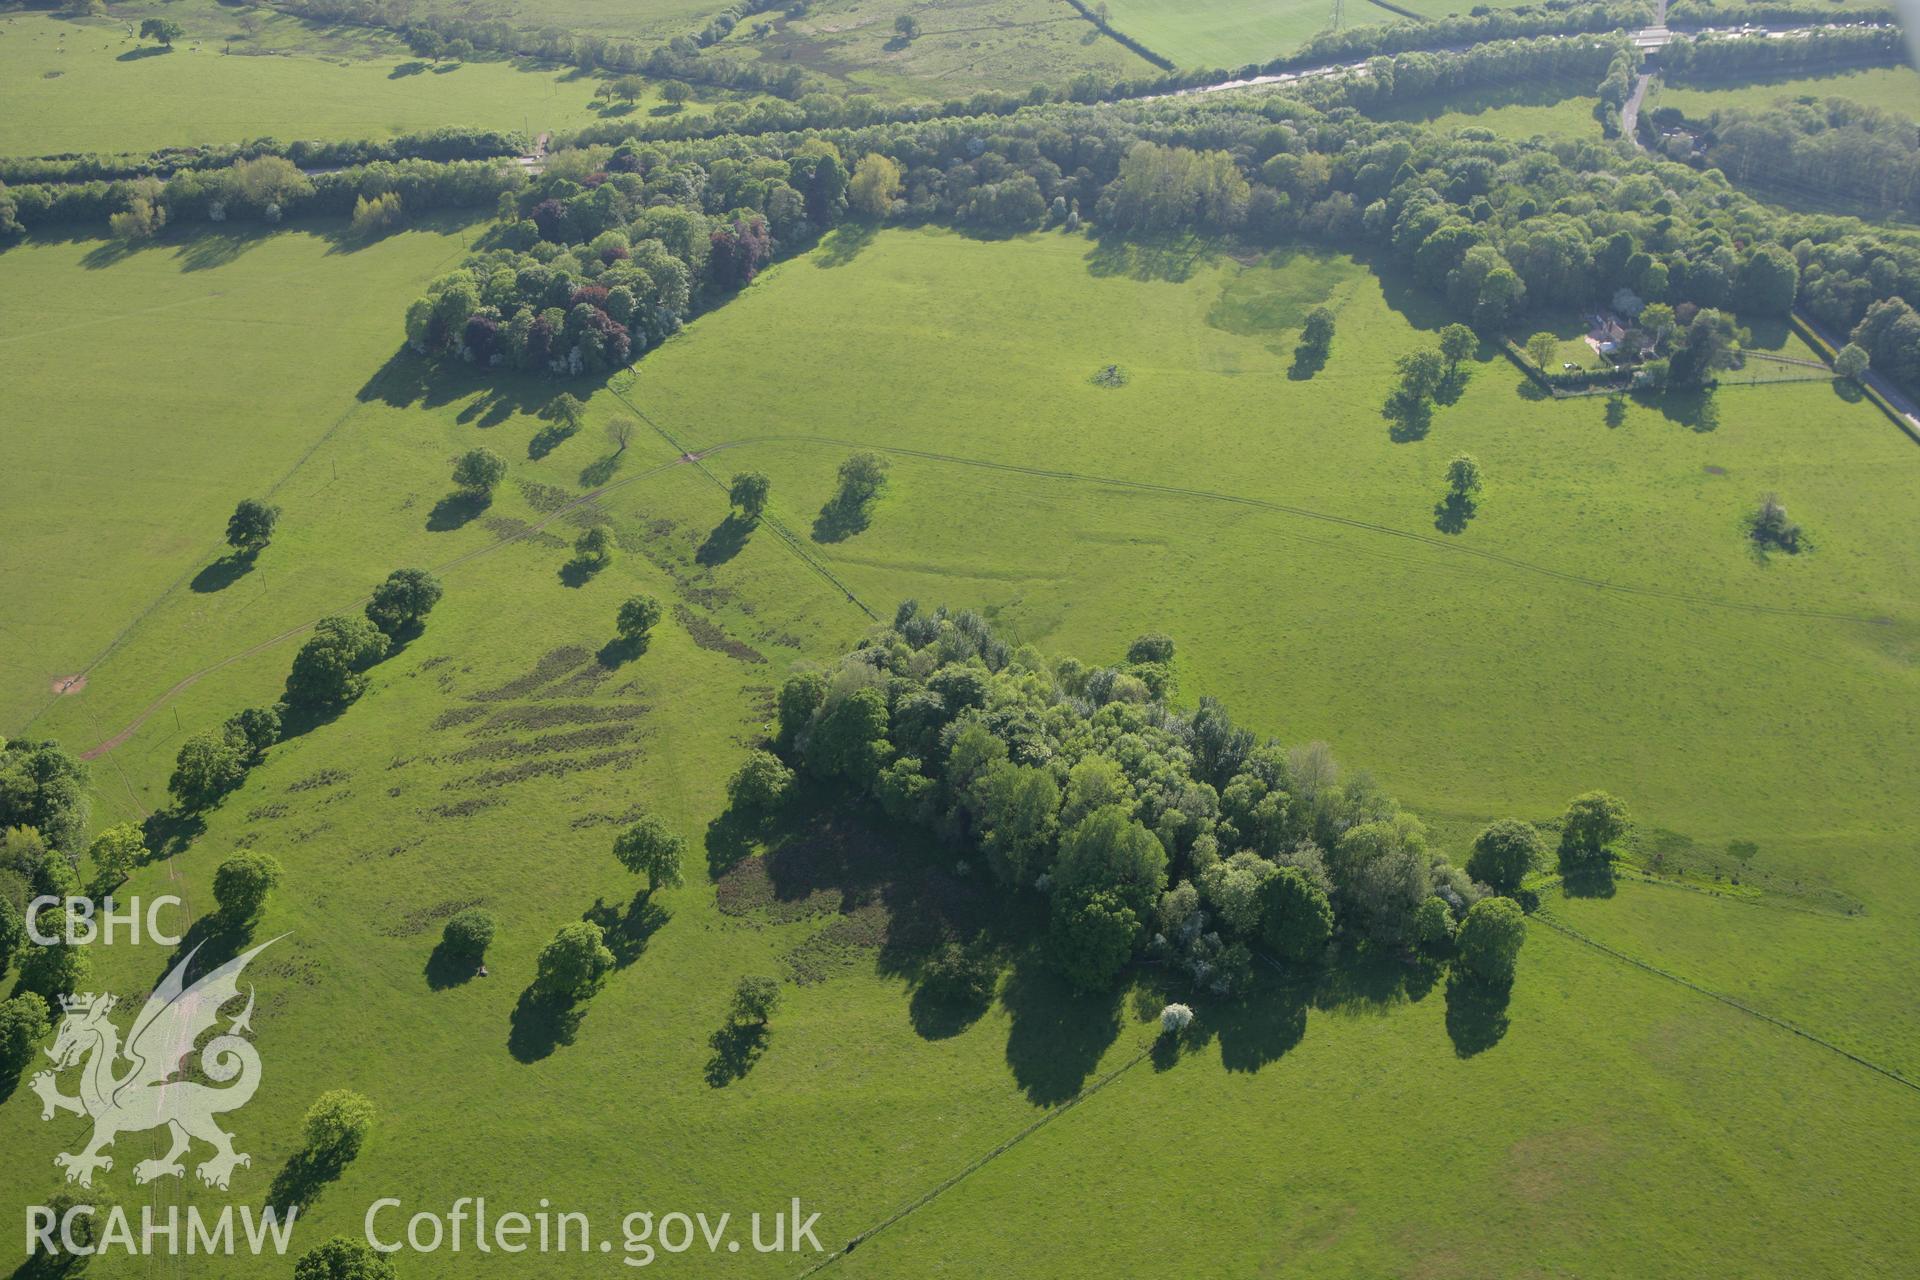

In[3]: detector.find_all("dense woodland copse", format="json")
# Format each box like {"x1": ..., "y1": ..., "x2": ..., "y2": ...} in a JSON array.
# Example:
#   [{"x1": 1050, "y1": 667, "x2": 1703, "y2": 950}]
[
  {"x1": 1653, "y1": 91, "x2": 1920, "y2": 219},
  {"x1": 768, "y1": 604, "x2": 1564, "y2": 993}
]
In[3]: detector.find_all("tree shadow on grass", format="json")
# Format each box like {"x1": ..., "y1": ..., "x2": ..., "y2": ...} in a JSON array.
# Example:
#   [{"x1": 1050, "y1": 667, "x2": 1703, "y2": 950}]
[
  {"x1": 811, "y1": 495, "x2": 870, "y2": 544},
  {"x1": 999, "y1": 958, "x2": 1121, "y2": 1106},
  {"x1": 175, "y1": 227, "x2": 273, "y2": 273},
  {"x1": 1288, "y1": 343, "x2": 1328, "y2": 380},
  {"x1": 146, "y1": 911, "x2": 253, "y2": 992},
  {"x1": 814, "y1": 223, "x2": 877, "y2": 269},
  {"x1": 1211, "y1": 969, "x2": 1311, "y2": 1073},
  {"x1": 274, "y1": 698, "x2": 348, "y2": 746},
  {"x1": 1645, "y1": 387, "x2": 1719, "y2": 433},
  {"x1": 390, "y1": 59, "x2": 428, "y2": 77},
  {"x1": 579, "y1": 453, "x2": 621, "y2": 488},
  {"x1": 1445, "y1": 969, "x2": 1512, "y2": 1057},
  {"x1": 507, "y1": 987, "x2": 587, "y2": 1063},
  {"x1": 80, "y1": 238, "x2": 141, "y2": 270},
  {"x1": 595, "y1": 633, "x2": 649, "y2": 668},
  {"x1": 695, "y1": 513, "x2": 754, "y2": 566},
  {"x1": 427, "y1": 490, "x2": 489, "y2": 531},
  {"x1": 1367, "y1": 252, "x2": 1456, "y2": 332},
  {"x1": 1560, "y1": 861, "x2": 1617, "y2": 899},
  {"x1": 1433, "y1": 492, "x2": 1477, "y2": 535},
  {"x1": 582, "y1": 890, "x2": 670, "y2": 970},
  {"x1": 558, "y1": 556, "x2": 605, "y2": 588},
  {"x1": 190, "y1": 551, "x2": 257, "y2": 593},
  {"x1": 1314, "y1": 943, "x2": 1417, "y2": 1015},
  {"x1": 1386, "y1": 404, "x2": 1432, "y2": 443},
  {"x1": 704, "y1": 1021, "x2": 768, "y2": 1087},
  {"x1": 528, "y1": 423, "x2": 578, "y2": 459},
  {"x1": 141, "y1": 808, "x2": 206, "y2": 862},
  {"x1": 704, "y1": 808, "x2": 765, "y2": 878},
  {"x1": 358, "y1": 342, "x2": 606, "y2": 415},
  {"x1": 267, "y1": 1142, "x2": 352, "y2": 1214},
  {"x1": 117, "y1": 45, "x2": 172, "y2": 60},
  {"x1": 1084, "y1": 234, "x2": 1217, "y2": 284},
  {"x1": 908, "y1": 983, "x2": 991, "y2": 1041},
  {"x1": 424, "y1": 941, "x2": 482, "y2": 991}
]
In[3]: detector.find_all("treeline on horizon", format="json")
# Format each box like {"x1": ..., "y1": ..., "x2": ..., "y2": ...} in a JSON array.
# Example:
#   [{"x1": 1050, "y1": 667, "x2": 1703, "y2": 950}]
[
  {"x1": 373, "y1": 38, "x2": 1920, "y2": 394},
  {"x1": 2, "y1": 31, "x2": 1916, "y2": 390}
]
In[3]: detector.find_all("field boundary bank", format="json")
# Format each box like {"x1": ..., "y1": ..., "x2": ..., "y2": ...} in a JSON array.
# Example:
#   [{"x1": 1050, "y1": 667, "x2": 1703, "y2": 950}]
[
  {"x1": 1056, "y1": 0, "x2": 1176, "y2": 70},
  {"x1": 1607, "y1": 865, "x2": 1862, "y2": 918},
  {"x1": 692, "y1": 433, "x2": 1892, "y2": 626},
  {"x1": 1531, "y1": 905, "x2": 1920, "y2": 1095},
  {"x1": 608, "y1": 387, "x2": 880, "y2": 621},
  {"x1": 795, "y1": 1043, "x2": 1153, "y2": 1275}
]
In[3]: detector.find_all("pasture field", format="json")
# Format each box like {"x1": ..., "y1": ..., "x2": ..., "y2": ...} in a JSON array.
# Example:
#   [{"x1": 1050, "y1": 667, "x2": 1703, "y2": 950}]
[
  {"x1": 1360, "y1": 81, "x2": 1606, "y2": 139},
  {"x1": 1096, "y1": 0, "x2": 1337, "y2": 68},
  {"x1": 410, "y1": 0, "x2": 729, "y2": 41},
  {"x1": 0, "y1": 10, "x2": 723, "y2": 153},
  {"x1": 710, "y1": 0, "x2": 1156, "y2": 98},
  {"x1": 1094, "y1": 0, "x2": 1536, "y2": 68},
  {"x1": 1380, "y1": 0, "x2": 1533, "y2": 19},
  {"x1": 4, "y1": 220, "x2": 1917, "y2": 1276},
  {"x1": 1653, "y1": 63, "x2": 1920, "y2": 121}
]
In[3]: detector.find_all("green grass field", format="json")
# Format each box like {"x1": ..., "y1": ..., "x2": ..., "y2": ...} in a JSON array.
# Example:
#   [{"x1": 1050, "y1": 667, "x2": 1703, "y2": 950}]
[
  {"x1": 1361, "y1": 81, "x2": 1606, "y2": 139},
  {"x1": 1654, "y1": 64, "x2": 1920, "y2": 123},
  {"x1": 711, "y1": 0, "x2": 1157, "y2": 98},
  {"x1": 411, "y1": 0, "x2": 728, "y2": 41},
  {"x1": 3, "y1": 220, "x2": 1917, "y2": 1275},
  {"x1": 1095, "y1": 0, "x2": 1537, "y2": 69},
  {"x1": 0, "y1": 10, "x2": 737, "y2": 153},
  {"x1": 1097, "y1": 0, "x2": 1335, "y2": 68}
]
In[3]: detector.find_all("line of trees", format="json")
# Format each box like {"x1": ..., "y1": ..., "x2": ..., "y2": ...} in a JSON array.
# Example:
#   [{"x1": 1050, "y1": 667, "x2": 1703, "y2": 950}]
[
  {"x1": 166, "y1": 569, "x2": 443, "y2": 813},
  {"x1": 372, "y1": 61, "x2": 1920, "y2": 390},
  {"x1": 0, "y1": 126, "x2": 527, "y2": 187},
  {"x1": 1, "y1": 153, "x2": 524, "y2": 238}
]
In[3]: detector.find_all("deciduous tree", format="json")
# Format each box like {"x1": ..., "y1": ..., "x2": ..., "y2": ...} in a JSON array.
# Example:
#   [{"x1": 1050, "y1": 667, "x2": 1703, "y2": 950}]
[
  {"x1": 728, "y1": 471, "x2": 770, "y2": 519},
  {"x1": 226, "y1": 499, "x2": 280, "y2": 554},
  {"x1": 213, "y1": 852, "x2": 282, "y2": 922},
  {"x1": 365, "y1": 568, "x2": 443, "y2": 637},
  {"x1": 535, "y1": 921, "x2": 615, "y2": 1002},
  {"x1": 612, "y1": 814, "x2": 687, "y2": 891},
  {"x1": 1466, "y1": 818, "x2": 1544, "y2": 893},
  {"x1": 1455, "y1": 896, "x2": 1526, "y2": 983},
  {"x1": 452, "y1": 447, "x2": 506, "y2": 495},
  {"x1": 616, "y1": 594, "x2": 663, "y2": 643}
]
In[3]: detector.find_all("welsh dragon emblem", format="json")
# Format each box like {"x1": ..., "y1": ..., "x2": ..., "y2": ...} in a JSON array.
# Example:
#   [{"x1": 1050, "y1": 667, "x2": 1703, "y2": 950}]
[{"x1": 30, "y1": 937, "x2": 280, "y2": 1190}]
